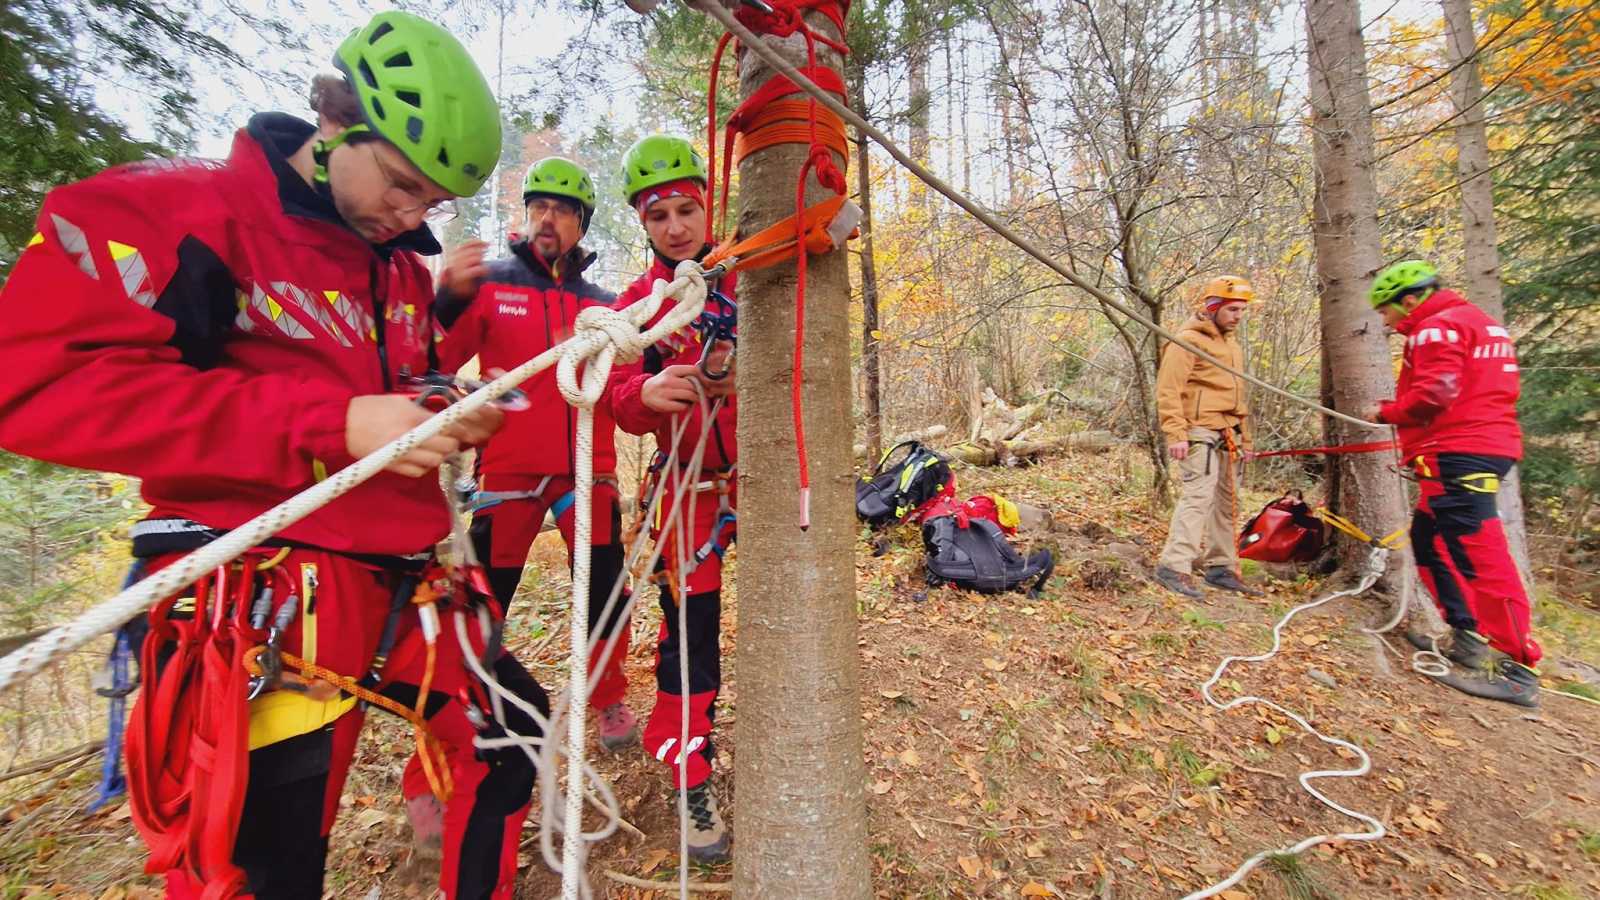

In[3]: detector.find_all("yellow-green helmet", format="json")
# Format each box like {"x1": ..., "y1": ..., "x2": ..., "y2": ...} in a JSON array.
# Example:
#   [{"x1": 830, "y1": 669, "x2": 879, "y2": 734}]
[
  {"x1": 1369, "y1": 260, "x2": 1439, "y2": 308},
  {"x1": 621, "y1": 134, "x2": 707, "y2": 205},
  {"x1": 522, "y1": 157, "x2": 597, "y2": 211},
  {"x1": 333, "y1": 11, "x2": 501, "y2": 198}
]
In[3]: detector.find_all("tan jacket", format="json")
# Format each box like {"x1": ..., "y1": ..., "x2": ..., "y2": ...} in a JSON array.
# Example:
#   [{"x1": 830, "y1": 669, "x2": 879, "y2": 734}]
[{"x1": 1156, "y1": 316, "x2": 1252, "y2": 449}]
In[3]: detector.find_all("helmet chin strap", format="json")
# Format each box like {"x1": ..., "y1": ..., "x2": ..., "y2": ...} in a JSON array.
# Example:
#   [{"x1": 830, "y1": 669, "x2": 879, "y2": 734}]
[{"x1": 311, "y1": 124, "x2": 372, "y2": 191}]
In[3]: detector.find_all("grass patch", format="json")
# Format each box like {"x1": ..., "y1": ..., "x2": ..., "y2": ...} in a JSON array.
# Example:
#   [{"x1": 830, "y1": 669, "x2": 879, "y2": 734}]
[
  {"x1": 1554, "y1": 682, "x2": 1600, "y2": 702},
  {"x1": 1264, "y1": 852, "x2": 1339, "y2": 900}
]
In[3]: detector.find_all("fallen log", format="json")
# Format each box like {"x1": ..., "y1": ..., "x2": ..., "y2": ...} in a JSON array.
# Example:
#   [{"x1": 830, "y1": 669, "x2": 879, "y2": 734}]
[
  {"x1": 852, "y1": 425, "x2": 949, "y2": 459},
  {"x1": 943, "y1": 430, "x2": 1120, "y2": 466}
]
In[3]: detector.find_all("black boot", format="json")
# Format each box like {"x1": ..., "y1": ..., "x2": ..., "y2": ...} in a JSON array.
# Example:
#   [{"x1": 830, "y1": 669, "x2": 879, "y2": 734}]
[
  {"x1": 1204, "y1": 566, "x2": 1263, "y2": 597},
  {"x1": 1435, "y1": 658, "x2": 1540, "y2": 708}
]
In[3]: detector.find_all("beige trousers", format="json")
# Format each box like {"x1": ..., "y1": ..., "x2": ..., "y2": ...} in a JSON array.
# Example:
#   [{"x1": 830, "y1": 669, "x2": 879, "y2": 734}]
[{"x1": 1157, "y1": 426, "x2": 1239, "y2": 572}]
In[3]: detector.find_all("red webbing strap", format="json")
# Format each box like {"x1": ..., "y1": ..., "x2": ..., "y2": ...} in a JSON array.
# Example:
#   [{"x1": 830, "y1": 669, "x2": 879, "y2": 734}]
[
  {"x1": 127, "y1": 560, "x2": 263, "y2": 899},
  {"x1": 1252, "y1": 440, "x2": 1398, "y2": 459}
]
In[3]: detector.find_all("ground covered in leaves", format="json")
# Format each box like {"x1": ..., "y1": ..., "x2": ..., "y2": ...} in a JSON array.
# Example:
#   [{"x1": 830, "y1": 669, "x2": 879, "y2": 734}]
[{"x1": 4, "y1": 449, "x2": 1600, "y2": 899}]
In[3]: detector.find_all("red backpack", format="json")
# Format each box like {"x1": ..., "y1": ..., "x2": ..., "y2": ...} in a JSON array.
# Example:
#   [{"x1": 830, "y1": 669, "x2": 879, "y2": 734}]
[{"x1": 1238, "y1": 491, "x2": 1327, "y2": 563}]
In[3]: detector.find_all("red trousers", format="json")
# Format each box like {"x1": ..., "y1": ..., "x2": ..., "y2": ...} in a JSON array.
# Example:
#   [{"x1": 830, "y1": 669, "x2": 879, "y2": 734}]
[
  {"x1": 1410, "y1": 453, "x2": 1541, "y2": 666},
  {"x1": 128, "y1": 549, "x2": 546, "y2": 900}
]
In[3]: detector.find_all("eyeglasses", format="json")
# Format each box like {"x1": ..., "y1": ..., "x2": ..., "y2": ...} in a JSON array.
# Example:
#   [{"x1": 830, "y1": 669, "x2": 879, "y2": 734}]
[
  {"x1": 368, "y1": 143, "x2": 458, "y2": 226},
  {"x1": 527, "y1": 197, "x2": 580, "y2": 222}
]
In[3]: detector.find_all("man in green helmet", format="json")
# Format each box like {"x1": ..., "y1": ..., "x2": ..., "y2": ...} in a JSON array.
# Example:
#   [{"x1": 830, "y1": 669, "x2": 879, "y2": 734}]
[
  {"x1": 433, "y1": 157, "x2": 642, "y2": 761},
  {"x1": 1366, "y1": 260, "x2": 1541, "y2": 707},
  {"x1": 608, "y1": 133, "x2": 739, "y2": 863},
  {"x1": 0, "y1": 11, "x2": 556, "y2": 899}
]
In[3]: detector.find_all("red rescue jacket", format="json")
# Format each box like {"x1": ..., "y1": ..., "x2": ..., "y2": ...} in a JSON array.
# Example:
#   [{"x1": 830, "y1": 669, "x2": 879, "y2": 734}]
[
  {"x1": 435, "y1": 241, "x2": 619, "y2": 479},
  {"x1": 1378, "y1": 289, "x2": 1522, "y2": 461},
  {"x1": 608, "y1": 254, "x2": 738, "y2": 471},
  {"x1": 0, "y1": 114, "x2": 449, "y2": 556}
]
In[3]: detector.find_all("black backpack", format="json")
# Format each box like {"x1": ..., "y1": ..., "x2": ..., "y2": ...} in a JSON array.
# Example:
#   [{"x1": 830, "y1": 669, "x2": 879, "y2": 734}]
[
  {"x1": 921, "y1": 514, "x2": 1055, "y2": 597},
  {"x1": 855, "y1": 441, "x2": 954, "y2": 528}
]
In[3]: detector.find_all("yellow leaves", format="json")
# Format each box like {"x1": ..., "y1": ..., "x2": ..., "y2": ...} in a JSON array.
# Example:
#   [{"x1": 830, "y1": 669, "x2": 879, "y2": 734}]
[
  {"x1": 898, "y1": 747, "x2": 923, "y2": 767},
  {"x1": 639, "y1": 848, "x2": 670, "y2": 874},
  {"x1": 1020, "y1": 882, "x2": 1058, "y2": 897},
  {"x1": 1472, "y1": 851, "x2": 1498, "y2": 869},
  {"x1": 956, "y1": 855, "x2": 982, "y2": 878}
]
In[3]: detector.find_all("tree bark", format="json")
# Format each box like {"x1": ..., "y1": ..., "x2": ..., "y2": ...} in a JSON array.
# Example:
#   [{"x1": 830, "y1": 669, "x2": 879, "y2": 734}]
[
  {"x1": 1306, "y1": 0, "x2": 1409, "y2": 569},
  {"x1": 731, "y1": 15, "x2": 871, "y2": 900},
  {"x1": 1440, "y1": 0, "x2": 1532, "y2": 578},
  {"x1": 852, "y1": 69, "x2": 884, "y2": 465}
]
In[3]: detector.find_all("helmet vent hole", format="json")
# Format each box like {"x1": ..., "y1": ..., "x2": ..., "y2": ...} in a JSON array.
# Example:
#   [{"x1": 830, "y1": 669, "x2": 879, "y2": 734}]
[
  {"x1": 406, "y1": 116, "x2": 424, "y2": 143},
  {"x1": 396, "y1": 90, "x2": 422, "y2": 108},
  {"x1": 385, "y1": 51, "x2": 413, "y2": 68},
  {"x1": 369, "y1": 21, "x2": 394, "y2": 42},
  {"x1": 370, "y1": 96, "x2": 386, "y2": 120},
  {"x1": 437, "y1": 147, "x2": 450, "y2": 167},
  {"x1": 357, "y1": 58, "x2": 378, "y2": 89}
]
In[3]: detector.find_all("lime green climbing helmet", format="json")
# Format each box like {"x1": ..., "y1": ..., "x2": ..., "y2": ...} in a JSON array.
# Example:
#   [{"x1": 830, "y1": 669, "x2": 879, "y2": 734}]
[
  {"x1": 522, "y1": 157, "x2": 596, "y2": 211},
  {"x1": 1369, "y1": 260, "x2": 1439, "y2": 308},
  {"x1": 621, "y1": 134, "x2": 708, "y2": 204},
  {"x1": 333, "y1": 11, "x2": 501, "y2": 198}
]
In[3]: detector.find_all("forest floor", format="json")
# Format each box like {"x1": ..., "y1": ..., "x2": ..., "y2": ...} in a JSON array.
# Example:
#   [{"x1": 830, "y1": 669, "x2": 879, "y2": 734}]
[{"x1": 3, "y1": 447, "x2": 1599, "y2": 899}]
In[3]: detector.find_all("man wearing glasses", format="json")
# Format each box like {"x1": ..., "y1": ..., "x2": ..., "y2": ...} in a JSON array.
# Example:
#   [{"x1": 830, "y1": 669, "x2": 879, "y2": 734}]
[
  {"x1": 430, "y1": 157, "x2": 641, "y2": 786},
  {"x1": 0, "y1": 11, "x2": 551, "y2": 898}
]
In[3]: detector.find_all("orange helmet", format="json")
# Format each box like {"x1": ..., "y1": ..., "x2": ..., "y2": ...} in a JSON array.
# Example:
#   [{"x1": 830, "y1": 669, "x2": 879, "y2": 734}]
[{"x1": 1198, "y1": 275, "x2": 1254, "y2": 311}]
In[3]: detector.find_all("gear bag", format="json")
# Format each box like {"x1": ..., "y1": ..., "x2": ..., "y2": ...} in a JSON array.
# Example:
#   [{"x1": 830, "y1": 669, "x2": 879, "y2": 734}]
[
  {"x1": 1237, "y1": 491, "x2": 1327, "y2": 563},
  {"x1": 855, "y1": 440, "x2": 955, "y2": 527},
  {"x1": 921, "y1": 513, "x2": 1054, "y2": 597}
]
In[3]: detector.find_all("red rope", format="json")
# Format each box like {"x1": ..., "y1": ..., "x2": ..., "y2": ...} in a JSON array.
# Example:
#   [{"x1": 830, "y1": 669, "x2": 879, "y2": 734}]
[
  {"x1": 706, "y1": 0, "x2": 851, "y2": 529},
  {"x1": 1251, "y1": 440, "x2": 1398, "y2": 459}
]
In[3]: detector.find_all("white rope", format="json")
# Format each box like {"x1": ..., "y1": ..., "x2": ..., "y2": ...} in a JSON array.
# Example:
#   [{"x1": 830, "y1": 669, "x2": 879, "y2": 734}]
[
  {"x1": 1183, "y1": 547, "x2": 1391, "y2": 900},
  {"x1": 0, "y1": 260, "x2": 714, "y2": 695}
]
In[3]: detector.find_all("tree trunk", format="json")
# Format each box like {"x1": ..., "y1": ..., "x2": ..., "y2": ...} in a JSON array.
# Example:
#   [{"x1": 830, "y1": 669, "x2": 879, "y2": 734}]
[
  {"x1": 852, "y1": 66, "x2": 884, "y2": 464},
  {"x1": 731, "y1": 13, "x2": 871, "y2": 900},
  {"x1": 1306, "y1": 0, "x2": 1408, "y2": 568},
  {"x1": 1441, "y1": 0, "x2": 1533, "y2": 578}
]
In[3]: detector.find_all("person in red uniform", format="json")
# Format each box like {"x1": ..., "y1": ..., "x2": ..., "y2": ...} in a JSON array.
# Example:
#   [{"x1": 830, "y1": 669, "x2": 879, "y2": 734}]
[
  {"x1": 0, "y1": 13, "x2": 551, "y2": 898},
  {"x1": 609, "y1": 134, "x2": 737, "y2": 861},
  {"x1": 430, "y1": 156, "x2": 638, "y2": 761},
  {"x1": 1367, "y1": 260, "x2": 1541, "y2": 708}
]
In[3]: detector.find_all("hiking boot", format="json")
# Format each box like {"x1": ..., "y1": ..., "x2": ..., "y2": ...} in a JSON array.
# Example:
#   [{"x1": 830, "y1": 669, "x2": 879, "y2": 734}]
[
  {"x1": 405, "y1": 793, "x2": 444, "y2": 859},
  {"x1": 1435, "y1": 658, "x2": 1540, "y2": 708},
  {"x1": 677, "y1": 780, "x2": 731, "y2": 863},
  {"x1": 597, "y1": 701, "x2": 640, "y2": 752},
  {"x1": 1154, "y1": 566, "x2": 1204, "y2": 599},
  {"x1": 1204, "y1": 566, "x2": 1264, "y2": 597},
  {"x1": 1405, "y1": 627, "x2": 1493, "y2": 669},
  {"x1": 1445, "y1": 628, "x2": 1493, "y2": 669}
]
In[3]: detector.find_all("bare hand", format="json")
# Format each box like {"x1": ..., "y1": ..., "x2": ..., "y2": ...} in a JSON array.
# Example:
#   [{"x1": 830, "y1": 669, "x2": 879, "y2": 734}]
[
  {"x1": 640, "y1": 365, "x2": 706, "y2": 414},
  {"x1": 345, "y1": 395, "x2": 505, "y2": 478},
  {"x1": 439, "y1": 239, "x2": 490, "y2": 301},
  {"x1": 1168, "y1": 442, "x2": 1189, "y2": 461},
  {"x1": 1364, "y1": 404, "x2": 1387, "y2": 424},
  {"x1": 1240, "y1": 448, "x2": 1257, "y2": 463}
]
